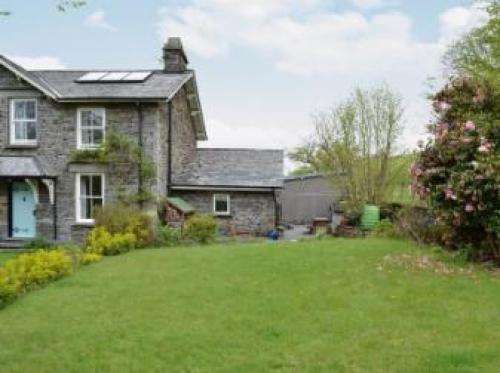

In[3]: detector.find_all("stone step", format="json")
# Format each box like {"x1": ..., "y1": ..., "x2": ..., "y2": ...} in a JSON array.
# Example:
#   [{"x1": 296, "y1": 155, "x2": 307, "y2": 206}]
[{"x1": 0, "y1": 239, "x2": 26, "y2": 249}]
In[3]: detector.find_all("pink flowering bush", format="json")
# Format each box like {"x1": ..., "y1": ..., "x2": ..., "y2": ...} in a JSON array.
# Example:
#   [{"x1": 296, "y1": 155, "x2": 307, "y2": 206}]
[{"x1": 413, "y1": 78, "x2": 500, "y2": 262}]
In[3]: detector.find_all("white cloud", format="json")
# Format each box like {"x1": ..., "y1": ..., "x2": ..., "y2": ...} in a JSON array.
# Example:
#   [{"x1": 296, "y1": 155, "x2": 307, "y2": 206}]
[
  {"x1": 85, "y1": 10, "x2": 118, "y2": 32},
  {"x1": 439, "y1": 4, "x2": 488, "y2": 45},
  {"x1": 9, "y1": 56, "x2": 65, "y2": 70},
  {"x1": 350, "y1": 0, "x2": 391, "y2": 10},
  {"x1": 157, "y1": 1, "x2": 490, "y2": 164}
]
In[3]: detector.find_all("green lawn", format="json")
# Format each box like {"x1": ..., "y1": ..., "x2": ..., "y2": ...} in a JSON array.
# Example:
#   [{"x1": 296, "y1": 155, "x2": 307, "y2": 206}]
[
  {"x1": 0, "y1": 239, "x2": 499, "y2": 372},
  {"x1": 0, "y1": 252, "x2": 15, "y2": 265}
]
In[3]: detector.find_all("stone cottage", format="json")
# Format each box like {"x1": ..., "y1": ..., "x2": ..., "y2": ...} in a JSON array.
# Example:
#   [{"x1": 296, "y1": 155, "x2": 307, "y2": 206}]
[{"x1": 0, "y1": 37, "x2": 283, "y2": 244}]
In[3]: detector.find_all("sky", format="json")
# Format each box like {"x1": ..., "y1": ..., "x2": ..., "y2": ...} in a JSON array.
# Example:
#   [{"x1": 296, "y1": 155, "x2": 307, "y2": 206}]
[{"x1": 0, "y1": 0, "x2": 488, "y2": 171}]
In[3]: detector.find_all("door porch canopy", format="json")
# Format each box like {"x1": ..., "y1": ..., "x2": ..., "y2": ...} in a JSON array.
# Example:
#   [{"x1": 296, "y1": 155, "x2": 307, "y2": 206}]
[{"x1": 0, "y1": 156, "x2": 56, "y2": 204}]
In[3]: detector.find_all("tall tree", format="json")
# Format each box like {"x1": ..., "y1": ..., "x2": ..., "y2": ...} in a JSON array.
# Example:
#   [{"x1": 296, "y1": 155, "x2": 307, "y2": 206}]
[{"x1": 290, "y1": 85, "x2": 404, "y2": 212}]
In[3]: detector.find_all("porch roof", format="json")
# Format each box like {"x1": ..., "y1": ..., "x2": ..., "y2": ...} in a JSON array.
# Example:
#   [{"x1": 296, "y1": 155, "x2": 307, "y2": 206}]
[{"x1": 0, "y1": 156, "x2": 56, "y2": 178}]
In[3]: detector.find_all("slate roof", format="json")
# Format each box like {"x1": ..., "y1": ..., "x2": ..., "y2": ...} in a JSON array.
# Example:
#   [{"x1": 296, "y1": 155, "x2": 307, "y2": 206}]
[
  {"x1": 32, "y1": 70, "x2": 193, "y2": 101},
  {"x1": 0, "y1": 55, "x2": 194, "y2": 101},
  {"x1": 173, "y1": 148, "x2": 284, "y2": 188},
  {"x1": 0, "y1": 55, "x2": 207, "y2": 140},
  {"x1": 0, "y1": 156, "x2": 55, "y2": 178}
]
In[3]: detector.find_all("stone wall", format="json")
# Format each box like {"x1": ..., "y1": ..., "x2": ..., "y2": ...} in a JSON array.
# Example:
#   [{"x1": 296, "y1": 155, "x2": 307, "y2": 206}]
[
  {"x1": 36, "y1": 181, "x2": 55, "y2": 240},
  {"x1": 175, "y1": 190, "x2": 277, "y2": 235},
  {"x1": 0, "y1": 66, "x2": 30, "y2": 89},
  {"x1": 0, "y1": 67, "x2": 171, "y2": 243},
  {"x1": 170, "y1": 87, "x2": 197, "y2": 180},
  {"x1": 0, "y1": 65, "x2": 205, "y2": 243},
  {"x1": 0, "y1": 182, "x2": 8, "y2": 238}
]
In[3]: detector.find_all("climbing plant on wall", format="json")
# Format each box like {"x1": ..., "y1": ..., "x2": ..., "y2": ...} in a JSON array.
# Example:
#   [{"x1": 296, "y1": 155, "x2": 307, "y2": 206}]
[{"x1": 69, "y1": 131, "x2": 155, "y2": 204}]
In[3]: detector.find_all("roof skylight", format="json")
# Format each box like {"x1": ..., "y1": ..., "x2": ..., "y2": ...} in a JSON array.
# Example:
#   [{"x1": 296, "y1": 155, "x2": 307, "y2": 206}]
[
  {"x1": 76, "y1": 71, "x2": 153, "y2": 83},
  {"x1": 77, "y1": 72, "x2": 107, "y2": 81}
]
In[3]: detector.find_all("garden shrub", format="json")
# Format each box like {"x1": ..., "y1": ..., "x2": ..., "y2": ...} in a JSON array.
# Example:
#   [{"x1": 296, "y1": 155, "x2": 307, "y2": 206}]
[
  {"x1": 3, "y1": 249, "x2": 73, "y2": 292},
  {"x1": 394, "y1": 206, "x2": 439, "y2": 244},
  {"x1": 412, "y1": 77, "x2": 500, "y2": 261},
  {"x1": 157, "y1": 225, "x2": 182, "y2": 247},
  {"x1": 379, "y1": 203, "x2": 403, "y2": 221},
  {"x1": 23, "y1": 237, "x2": 54, "y2": 250},
  {"x1": 372, "y1": 219, "x2": 400, "y2": 238},
  {"x1": 125, "y1": 213, "x2": 155, "y2": 248},
  {"x1": 0, "y1": 268, "x2": 17, "y2": 309},
  {"x1": 80, "y1": 252, "x2": 103, "y2": 265},
  {"x1": 412, "y1": 3, "x2": 500, "y2": 263},
  {"x1": 94, "y1": 204, "x2": 154, "y2": 247},
  {"x1": 86, "y1": 226, "x2": 136, "y2": 256},
  {"x1": 183, "y1": 214, "x2": 218, "y2": 244}
]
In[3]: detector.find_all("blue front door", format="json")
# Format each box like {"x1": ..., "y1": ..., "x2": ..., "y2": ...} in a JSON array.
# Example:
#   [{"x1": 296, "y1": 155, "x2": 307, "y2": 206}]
[{"x1": 12, "y1": 181, "x2": 36, "y2": 238}]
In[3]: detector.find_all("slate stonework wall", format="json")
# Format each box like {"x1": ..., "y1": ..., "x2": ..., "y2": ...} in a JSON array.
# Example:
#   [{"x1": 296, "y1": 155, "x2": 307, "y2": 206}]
[
  {"x1": 175, "y1": 191, "x2": 277, "y2": 234},
  {"x1": 170, "y1": 87, "x2": 197, "y2": 181},
  {"x1": 0, "y1": 67, "x2": 198, "y2": 243},
  {"x1": 0, "y1": 182, "x2": 8, "y2": 238},
  {"x1": 0, "y1": 66, "x2": 30, "y2": 89}
]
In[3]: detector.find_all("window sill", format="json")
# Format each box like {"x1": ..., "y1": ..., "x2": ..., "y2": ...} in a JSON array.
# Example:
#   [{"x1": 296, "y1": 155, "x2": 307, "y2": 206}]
[
  {"x1": 6, "y1": 144, "x2": 38, "y2": 149},
  {"x1": 76, "y1": 146, "x2": 102, "y2": 151},
  {"x1": 214, "y1": 214, "x2": 232, "y2": 218},
  {"x1": 72, "y1": 221, "x2": 95, "y2": 227}
]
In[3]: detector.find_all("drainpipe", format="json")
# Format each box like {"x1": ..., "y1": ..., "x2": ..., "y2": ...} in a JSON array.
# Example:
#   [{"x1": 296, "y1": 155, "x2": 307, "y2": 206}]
[
  {"x1": 53, "y1": 178, "x2": 58, "y2": 241},
  {"x1": 136, "y1": 102, "x2": 144, "y2": 208},
  {"x1": 167, "y1": 100, "x2": 173, "y2": 196},
  {"x1": 272, "y1": 187, "x2": 279, "y2": 229}
]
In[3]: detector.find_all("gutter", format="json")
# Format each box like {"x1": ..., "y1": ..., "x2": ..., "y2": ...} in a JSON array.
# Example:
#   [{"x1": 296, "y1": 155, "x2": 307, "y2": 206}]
[
  {"x1": 272, "y1": 187, "x2": 279, "y2": 229},
  {"x1": 170, "y1": 185, "x2": 282, "y2": 192}
]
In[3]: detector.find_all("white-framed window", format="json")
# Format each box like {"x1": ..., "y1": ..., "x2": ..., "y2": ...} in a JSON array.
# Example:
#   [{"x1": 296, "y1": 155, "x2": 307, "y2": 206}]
[
  {"x1": 10, "y1": 98, "x2": 37, "y2": 145},
  {"x1": 77, "y1": 108, "x2": 105, "y2": 149},
  {"x1": 213, "y1": 194, "x2": 230, "y2": 215},
  {"x1": 75, "y1": 173, "x2": 105, "y2": 223}
]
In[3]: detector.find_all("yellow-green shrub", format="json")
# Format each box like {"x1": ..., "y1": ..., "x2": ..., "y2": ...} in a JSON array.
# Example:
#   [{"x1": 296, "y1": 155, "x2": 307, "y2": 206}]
[
  {"x1": 86, "y1": 226, "x2": 137, "y2": 256},
  {"x1": 183, "y1": 214, "x2": 218, "y2": 244},
  {"x1": 2, "y1": 249, "x2": 73, "y2": 292},
  {"x1": 80, "y1": 252, "x2": 103, "y2": 265},
  {"x1": 94, "y1": 204, "x2": 154, "y2": 248},
  {"x1": 125, "y1": 213, "x2": 154, "y2": 248},
  {"x1": 0, "y1": 268, "x2": 18, "y2": 308}
]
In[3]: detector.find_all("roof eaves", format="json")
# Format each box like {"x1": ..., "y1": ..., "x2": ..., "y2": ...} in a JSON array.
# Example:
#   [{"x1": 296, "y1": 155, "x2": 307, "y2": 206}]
[
  {"x1": 166, "y1": 71, "x2": 207, "y2": 141},
  {"x1": 57, "y1": 97, "x2": 167, "y2": 103},
  {"x1": 171, "y1": 184, "x2": 280, "y2": 192},
  {"x1": 0, "y1": 55, "x2": 60, "y2": 99}
]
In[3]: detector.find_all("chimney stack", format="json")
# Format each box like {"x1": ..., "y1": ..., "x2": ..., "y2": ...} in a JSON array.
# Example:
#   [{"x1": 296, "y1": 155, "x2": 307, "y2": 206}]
[{"x1": 163, "y1": 37, "x2": 188, "y2": 73}]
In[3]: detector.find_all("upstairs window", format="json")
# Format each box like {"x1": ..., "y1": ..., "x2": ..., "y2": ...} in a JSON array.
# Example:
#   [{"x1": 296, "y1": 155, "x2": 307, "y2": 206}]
[
  {"x1": 10, "y1": 99, "x2": 37, "y2": 145},
  {"x1": 77, "y1": 108, "x2": 105, "y2": 149},
  {"x1": 76, "y1": 174, "x2": 104, "y2": 223},
  {"x1": 213, "y1": 194, "x2": 230, "y2": 215}
]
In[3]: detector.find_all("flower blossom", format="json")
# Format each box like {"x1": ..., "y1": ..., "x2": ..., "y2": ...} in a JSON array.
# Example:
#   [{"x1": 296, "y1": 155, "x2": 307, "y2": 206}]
[
  {"x1": 444, "y1": 188, "x2": 457, "y2": 201},
  {"x1": 438, "y1": 101, "x2": 451, "y2": 112},
  {"x1": 465, "y1": 203, "x2": 475, "y2": 213},
  {"x1": 464, "y1": 120, "x2": 476, "y2": 131},
  {"x1": 435, "y1": 123, "x2": 449, "y2": 140},
  {"x1": 478, "y1": 138, "x2": 494, "y2": 153},
  {"x1": 410, "y1": 163, "x2": 424, "y2": 177}
]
